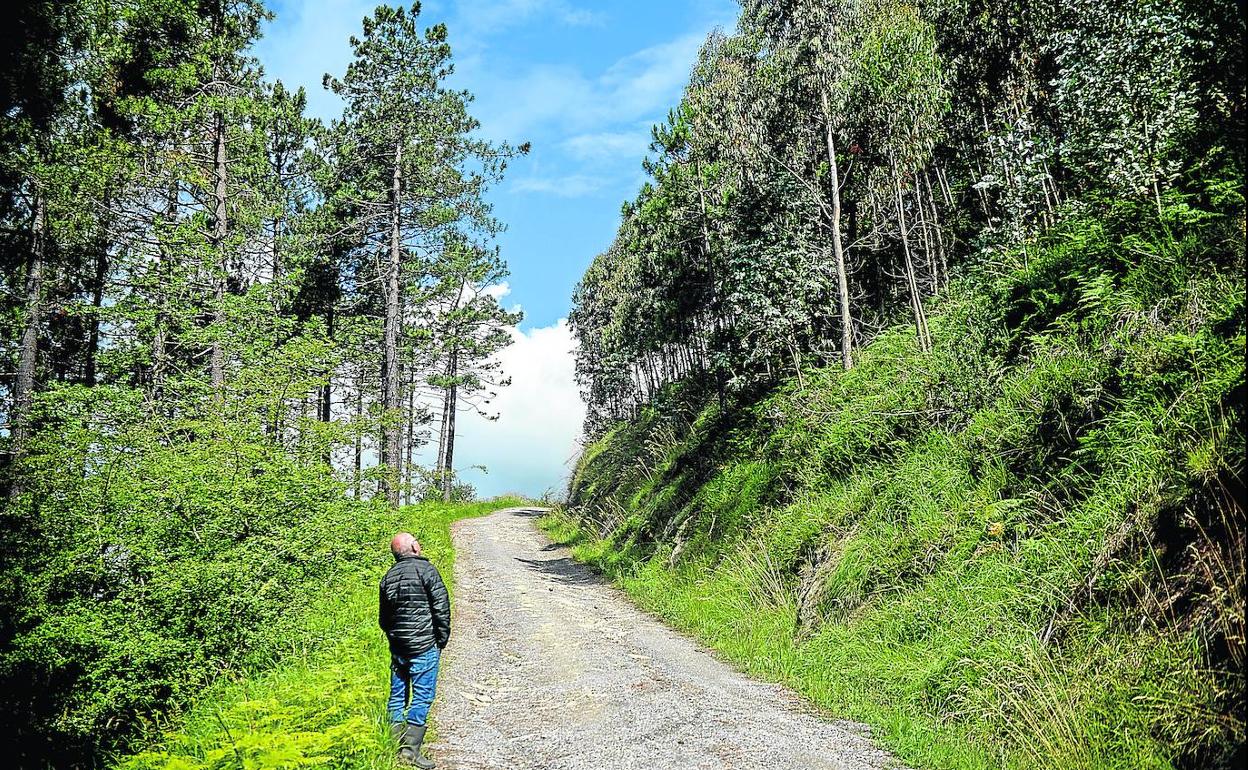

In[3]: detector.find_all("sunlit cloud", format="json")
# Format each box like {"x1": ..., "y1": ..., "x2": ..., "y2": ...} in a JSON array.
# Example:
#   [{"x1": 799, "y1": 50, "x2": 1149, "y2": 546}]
[{"x1": 453, "y1": 318, "x2": 585, "y2": 498}]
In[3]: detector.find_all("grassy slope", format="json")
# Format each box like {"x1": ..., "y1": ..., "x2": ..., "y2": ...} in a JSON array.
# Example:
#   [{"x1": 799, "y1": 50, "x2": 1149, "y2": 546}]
[
  {"x1": 115, "y1": 498, "x2": 523, "y2": 770},
  {"x1": 549, "y1": 208, "x2": 1244, "y2": 770}
]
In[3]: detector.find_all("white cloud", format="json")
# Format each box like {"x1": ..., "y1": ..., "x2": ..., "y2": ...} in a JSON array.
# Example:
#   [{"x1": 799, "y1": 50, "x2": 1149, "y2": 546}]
[
  {"x1": 452, "y1": 319, "x2": 585, "y2": 499},
  {"x1": 256, "y1": 1, "x2": 608, "y2": 124},
  {"x1": 483, "y1": 281, "x2": 512, "y2": 301},
  {"x1": 449, "y1": 0, "x2": 605, "y2": 38},
  {"x1": 598, "y1": 32, "x2": 706, "y2": 120},
  {"x1": 562, "y1": 129, "x2": 652, "y2": 163},
  {"x1": 510, "y1": 173, "x2": 606, "y2": 197},
  {"x1": 469, "y1": 31, "x2": 710, "y2": 143},
  {"x1": 461, "y1": 26, "x2": 719, "y2": 197}
]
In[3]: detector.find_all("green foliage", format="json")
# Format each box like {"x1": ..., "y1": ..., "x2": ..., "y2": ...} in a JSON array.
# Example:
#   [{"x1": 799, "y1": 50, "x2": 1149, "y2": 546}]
[
  {"x1": 558, "y1": 193, "x2": 1245, "y2": 769},
  {"x1": 113, "y1": 499, "x2": 519, "y2": 770},
  {"x1": 0, "y1": 2, "x2": 524, "y2": 765},
  {"x1": 3, "y1": 373, "x2": 362, "y2": 759},
  {"x1": 563, "y1": 6, "x2": 1244, "y2": 763},
  {"x1": 570, "y1": 0, "x2": 1244, "y2": 434}
]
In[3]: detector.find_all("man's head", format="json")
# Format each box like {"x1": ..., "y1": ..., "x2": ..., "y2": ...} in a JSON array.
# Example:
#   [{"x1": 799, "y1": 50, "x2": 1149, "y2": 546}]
[{"x1": 390, "y1": 532, "x2": 421, "y2": 559}]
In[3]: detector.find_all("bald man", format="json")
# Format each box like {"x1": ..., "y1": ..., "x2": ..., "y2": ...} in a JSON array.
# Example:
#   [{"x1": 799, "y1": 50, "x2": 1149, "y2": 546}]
[{"x1": 380, "y1": 532, "x2": 450, "y2": 769}]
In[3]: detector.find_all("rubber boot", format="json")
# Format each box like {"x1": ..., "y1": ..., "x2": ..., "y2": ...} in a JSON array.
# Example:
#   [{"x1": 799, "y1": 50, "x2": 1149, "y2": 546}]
[
  {"x1": 398, "y1": 723, "x2": 436, "y2": 769},
  {"x1": 390, "y1": 722, "x2": 406, "y2": 743}
]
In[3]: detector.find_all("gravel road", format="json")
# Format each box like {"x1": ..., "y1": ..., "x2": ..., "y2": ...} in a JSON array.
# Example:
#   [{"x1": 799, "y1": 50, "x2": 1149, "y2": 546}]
[{"x1": 428, "y1": 506, "x2": 902, "y2": 770}]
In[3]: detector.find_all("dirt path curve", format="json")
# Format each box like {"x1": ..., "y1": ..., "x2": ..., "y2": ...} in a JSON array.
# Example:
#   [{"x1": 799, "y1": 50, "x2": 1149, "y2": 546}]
[{"x1": 428, "y1": 506, "x2": 903, "y2": 770}]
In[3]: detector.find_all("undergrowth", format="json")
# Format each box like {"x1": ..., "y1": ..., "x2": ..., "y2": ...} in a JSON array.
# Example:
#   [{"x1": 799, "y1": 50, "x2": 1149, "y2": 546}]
[
  {"x1": 551, "y1": 201, "x2": 1245, "y2": 770},
  {"x1": 113, "y1": 498, "x2": 522, "y2": 770}
]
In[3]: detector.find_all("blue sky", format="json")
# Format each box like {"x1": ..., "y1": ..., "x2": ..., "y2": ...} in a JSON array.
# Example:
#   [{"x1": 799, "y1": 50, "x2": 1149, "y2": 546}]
[
  {"x1": 257, "y1": 0, "x2": 737, "y2": 329},
  {"x1": 255, "y1": 0, "x2": 739, "y2": 497}
]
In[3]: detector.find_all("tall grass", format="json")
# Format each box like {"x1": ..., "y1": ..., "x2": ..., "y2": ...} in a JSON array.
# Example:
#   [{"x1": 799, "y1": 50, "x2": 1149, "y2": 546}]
[{"x1": 552, "y1": 206, "x2": 1245, "y2": 769}]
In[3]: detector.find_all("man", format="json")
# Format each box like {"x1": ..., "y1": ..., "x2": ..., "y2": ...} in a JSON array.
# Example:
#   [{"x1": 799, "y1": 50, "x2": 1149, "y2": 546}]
[{"x1": 380, "y1": 532, "x2": 450, "y2": 769}]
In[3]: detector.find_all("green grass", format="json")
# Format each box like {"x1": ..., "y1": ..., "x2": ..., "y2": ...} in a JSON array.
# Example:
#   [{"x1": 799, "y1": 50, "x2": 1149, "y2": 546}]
[
  {"x1": 113, "y1": 498, "x2": 524, "y2": 770},
  {"x1": 549, "y1": 207, "x2": 1245, "y2": 770}
]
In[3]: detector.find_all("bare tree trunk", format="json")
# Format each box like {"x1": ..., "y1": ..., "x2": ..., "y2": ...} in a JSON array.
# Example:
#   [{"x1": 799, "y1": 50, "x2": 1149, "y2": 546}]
[
  {"x1": 353, "y1": 368, "x2": 363, "y2": 499},
  {"x1": 85, "y1": 233, "x2": 107, "y2": 386},
  {"x1": 10, "y1": 191, "x2": 47, "y2": 476},
  {"x1": 318, "y1": 308, "x2": 333, "y2": 466},
  {"x1": 151, "y1": 184, "x2": 177, "y2": 398},
  {"x1": 441, "y1": 351, "x2": 458, "y2": 503},
  {"x1": 922, "y1": 172, "x2": 949, "y2": 289},
  {"x1": 380, "y1": 141, "x2": 403, "y2": 507},
  {"x1": 972, "y1": 162, "x2": 991, "y2": 217},
  {"x1": 404, "y1": 376, "x2": 416, "y2": 506},
  {"x1": 436, "y1": 384, "x2": 450, "y2": 475},
  {"x1": 271, "y1": 214, "x2": 282, "y2": 312},
  {"x1": 935, "y1": 164, "x2": 954, "y2": 207},
  {"x1": 210, "y1": 107, "x2": 227, "y2": 390},
  {"x1": 693, "y1": 157, "x2": 720, "y2": 397},
  {"x1": 319, "y1": 307, "x2": 334, "y2": 423},
  {"x1": 894, "y1": 169, "x2": 931, "y2": 352},
  {"x1": 821, "y1": 88, "x2": 854, "y2": 371},
  {"x1": 914, "y1": 183, "x2": 939, "y2": 292}
]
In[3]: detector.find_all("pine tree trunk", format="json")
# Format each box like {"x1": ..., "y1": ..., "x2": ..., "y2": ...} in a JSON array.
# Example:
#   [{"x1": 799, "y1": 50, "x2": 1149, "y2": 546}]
[
  {"x1": 151, "y1": 183, "x2": 176, "y2": 397},
  {"x1": 380, "y1": 141, "x2": 403, "y2": 507},
  {"x1": 404, "y1": 377, "x2": 416, "y2": 506},
  {"x1": 11, "y1": 191, "x2": 47, "y2": 472},
  {"x1": 436, "y1": 384, "x2": 450, "y2": 475},
  {"x1": 821, "y1": 88, "x2": 854, "y2": 371},
  {"x1": 271, "y1": 215, "x2": 282, "y2": 311},
  {"x1": 441, "y1": 351, "x2": 458, "y2": 503},
  {"x1": 435, "y1": 277, "x2": 466, "y2": 494},
  {"x1": 353, "y1": 368, "x2": 363, "y2": 499},
  {"x1": 210, "y1": 107, "x2": 227, "y2": 389},
  {"x1": 319, "y1": 306, "x2": 334, "y2": 423},
  {"x1": 85, "y1": 235, "x2": 107, "y2": 386}
]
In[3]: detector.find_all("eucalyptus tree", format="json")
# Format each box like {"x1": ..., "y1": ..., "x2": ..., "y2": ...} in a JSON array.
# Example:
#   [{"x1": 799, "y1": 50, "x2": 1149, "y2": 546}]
[
  {"x1": 737, "y1": 0, "x2": 862, "y2": 370},
  {"x1": 853, "y1": 0, "x2": 947, "y2": 350},
  {"x1": 1046, "y1": 0, "x2": 1208, "y2": 215}
]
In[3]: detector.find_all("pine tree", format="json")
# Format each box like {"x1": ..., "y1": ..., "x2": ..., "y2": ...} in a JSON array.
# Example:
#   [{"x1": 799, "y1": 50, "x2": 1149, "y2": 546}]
[{"x1": 324, "y1": 3, "x2": 520, "y2": 506}]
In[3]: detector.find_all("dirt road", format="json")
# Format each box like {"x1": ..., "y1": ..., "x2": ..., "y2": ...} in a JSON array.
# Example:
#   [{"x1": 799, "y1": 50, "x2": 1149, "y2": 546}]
[{"x1": 428, "y1": 506, "x2": 901, "y2": 770}]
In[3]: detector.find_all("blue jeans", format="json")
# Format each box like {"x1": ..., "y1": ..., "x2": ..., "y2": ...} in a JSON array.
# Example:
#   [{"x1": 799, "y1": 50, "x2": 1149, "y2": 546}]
[{"x1": 387, "y1": 646, "x2": 441, "y2": 726}]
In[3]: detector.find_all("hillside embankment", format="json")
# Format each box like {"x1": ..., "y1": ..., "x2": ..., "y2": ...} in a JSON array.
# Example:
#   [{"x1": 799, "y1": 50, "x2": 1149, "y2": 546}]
[{"x1": 553, "y1": 208, "x2": 1245, "y2": 770}]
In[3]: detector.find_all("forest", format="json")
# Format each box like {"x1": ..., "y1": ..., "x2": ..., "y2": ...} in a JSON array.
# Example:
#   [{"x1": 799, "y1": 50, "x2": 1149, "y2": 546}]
[
  {"x1": 562, "y1": 0, "x2": 1245, "y2": 768},
  {"x1": 0, "y1": 1, "x2": 523, "y2": 765},
  {"x1": 2, "y1": 0, "x2": 1245, "y2": 768}
]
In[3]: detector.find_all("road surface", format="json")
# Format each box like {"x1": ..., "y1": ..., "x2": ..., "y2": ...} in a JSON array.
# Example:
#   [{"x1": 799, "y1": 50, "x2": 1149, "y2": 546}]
[{"x1": 428, "y1": 506, "x2": 901, "y2": 770}]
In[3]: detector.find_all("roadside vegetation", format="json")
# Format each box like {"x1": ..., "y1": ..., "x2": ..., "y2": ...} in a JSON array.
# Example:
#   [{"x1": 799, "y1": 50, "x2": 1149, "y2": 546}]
[
  {"x1": 1, "y1": 3, "x2": 523, "y2": 767},
  {"x1": 551, "y1": 204, "x2": 1243, "y2": 769},
  {"x1": 560, "y1": 1, "x2": 1245, "y2": 769},
  {"x1": 116, "y1": 498, "x2": 520, "y2": 770}
]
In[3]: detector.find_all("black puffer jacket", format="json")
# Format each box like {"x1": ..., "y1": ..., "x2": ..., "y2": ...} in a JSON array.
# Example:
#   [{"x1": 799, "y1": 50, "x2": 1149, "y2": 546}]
[{"x1": 379, "y1": 554, "x2": 450, "y2": 657}]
